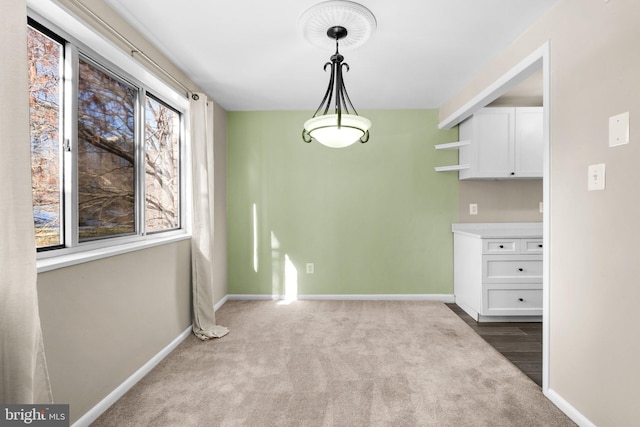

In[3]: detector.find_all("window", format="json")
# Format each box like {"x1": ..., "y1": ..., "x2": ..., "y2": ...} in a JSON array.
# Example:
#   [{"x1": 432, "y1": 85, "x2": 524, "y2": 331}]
[
  {"x1": 28, "y1": 23, "x2": 63, "y2": 248},
  {"x1": 27, "y1": 18, "x2": 184, "y2": 255},
  {"x1": 144, "y1": 95, "x2": 181, "y2": 233},
  {"x1": 77, "y1": 57, "x2": 137, "y2": 240}
]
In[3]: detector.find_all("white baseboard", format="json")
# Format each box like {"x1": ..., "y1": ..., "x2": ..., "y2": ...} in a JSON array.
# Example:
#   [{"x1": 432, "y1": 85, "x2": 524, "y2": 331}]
[
  {"x1": 544, "y1": 388, "x2": 595, "y2": 427},
  {"x1": 227, "y1": 294, "x2": 455, "y2": 303},
  {"x1": 453, "y1": 298, "x2": 479, "y2": 320},
  {"x1": 72, "y1": 325, "x2": 192, "y2": 427},
  {"x1": 214, "y1": 294, "x2": 229, "y2": 311},
  {"x1": 73, "y1": 299, "x2": 229, "y2": 427}
]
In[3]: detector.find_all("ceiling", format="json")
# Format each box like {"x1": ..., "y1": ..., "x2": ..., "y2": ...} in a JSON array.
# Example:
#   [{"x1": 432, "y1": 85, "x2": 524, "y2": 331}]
[{"x1": 105, "y1": 0, "x2": 557, "y2": 112}]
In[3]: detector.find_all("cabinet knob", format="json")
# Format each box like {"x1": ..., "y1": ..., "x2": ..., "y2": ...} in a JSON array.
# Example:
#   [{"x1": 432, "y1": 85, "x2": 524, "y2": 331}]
[
  {"x1": 510, "y1": 172, "x2": 515, "y2": 176},
  {"x1": 499, "y1": 245, "x2": 504, "y2": 249},
  {"x1": 538, "y1": 244, "x2": 543, "y2": 248},
  {"x1": 518, "y1": 268, "x2": 524, "y2": 272},
  {"x1": 518, "y1": 298, "x2": 524, "y2": 302}
]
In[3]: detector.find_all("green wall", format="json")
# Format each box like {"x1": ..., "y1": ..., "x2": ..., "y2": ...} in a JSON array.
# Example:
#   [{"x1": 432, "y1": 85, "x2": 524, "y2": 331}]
[{"x1": 227, "y1": 110, "x2": 459, "y2": 296}]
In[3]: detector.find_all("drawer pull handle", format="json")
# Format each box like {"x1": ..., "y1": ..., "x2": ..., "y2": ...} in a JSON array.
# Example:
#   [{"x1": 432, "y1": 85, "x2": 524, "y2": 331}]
[
  {"x1": 518, "y1": 298, "x2": 524, "y2": 302},
  {"x1": 518, "y1": 268, "x2": 524, "y2": 272}
]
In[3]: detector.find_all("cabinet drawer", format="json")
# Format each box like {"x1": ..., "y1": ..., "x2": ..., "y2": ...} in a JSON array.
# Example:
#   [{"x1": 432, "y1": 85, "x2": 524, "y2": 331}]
[
  {"x1": 483, "y1": 255, "x2": 542, "y2": 283},
  {"x1": 486, "y1": 289, "x2": 542, "y2": 313},
  {"x1": 521, "y1": 239, "x2": 543, "y2": 254},
  {"x1": 483, "y1": 239, "x2": 518, "y2": 254}
]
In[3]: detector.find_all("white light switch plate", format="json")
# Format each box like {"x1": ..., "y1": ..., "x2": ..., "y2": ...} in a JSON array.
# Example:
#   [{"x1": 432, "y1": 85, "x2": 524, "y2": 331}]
[
  {"x1": 609, "y1": 112, "x2": 629, "y2": 147},
  {"x1": 588, "y1": 163, "x2": 606, "y2": 191}
]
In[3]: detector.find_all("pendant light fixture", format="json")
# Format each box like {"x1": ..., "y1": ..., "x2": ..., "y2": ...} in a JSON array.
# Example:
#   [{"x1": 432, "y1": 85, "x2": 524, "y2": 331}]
[{"x1": 299, "y1": 1, "x2": 376, "y2": 148}]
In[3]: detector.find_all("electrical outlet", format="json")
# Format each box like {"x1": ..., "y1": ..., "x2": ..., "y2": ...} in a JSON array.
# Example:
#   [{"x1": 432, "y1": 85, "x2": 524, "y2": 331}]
[
  {"x1": 469, "y1": 203, "x2": 478, "y2": 215},
  {"x1": 306, "y1": 263, "x2": 314, "y2": 274}
]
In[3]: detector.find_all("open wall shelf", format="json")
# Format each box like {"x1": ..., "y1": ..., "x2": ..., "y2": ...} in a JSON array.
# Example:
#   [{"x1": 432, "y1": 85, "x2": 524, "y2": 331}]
[
  {"x1": 434, "y1": 164, "x2": 470, "y2": 172},
  {"x1": 434, "y1": 140, "x2": 470, "y2": 150},
  {"x1": 434, "y1": 140, "x2": 470, "y2": 172}
]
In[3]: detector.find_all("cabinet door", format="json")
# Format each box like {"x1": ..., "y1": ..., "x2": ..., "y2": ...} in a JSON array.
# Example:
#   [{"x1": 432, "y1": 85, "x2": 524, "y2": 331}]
[
  {"x1": 515, "y1": 107, "x2": 543, "y2": 177},
  {"x1": 459, "y1": 108, "x2": 514, "y2": 179}
]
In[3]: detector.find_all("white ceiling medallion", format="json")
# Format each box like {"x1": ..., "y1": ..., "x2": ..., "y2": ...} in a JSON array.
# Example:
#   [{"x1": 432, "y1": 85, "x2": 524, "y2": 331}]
[
  {"x1": 300, "y1": 1, "x2": 376, "y2": 148},
  {"x1": 299, "y1": 0, "x2": 377, "y2": 51}
]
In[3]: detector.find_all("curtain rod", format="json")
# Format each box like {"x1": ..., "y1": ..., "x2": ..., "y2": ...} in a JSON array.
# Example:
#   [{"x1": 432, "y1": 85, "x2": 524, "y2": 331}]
[{"x1": 69, "y1": 0, "x2": 192, "y2": 97}]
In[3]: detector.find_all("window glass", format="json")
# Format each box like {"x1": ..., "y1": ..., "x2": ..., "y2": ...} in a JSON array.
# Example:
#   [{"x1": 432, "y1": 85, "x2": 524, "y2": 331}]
[
  {"x1": 27, "y1": 18, "x2": 185, "y2": 256},
  {"x1": 27, "y1": 26, "x2": 63, "y2": 249},
  {"x1": 145, "y1": 95, "x2": 180, "y2": 233},
  {"x1": 77, "y1": 58, "x2": 136, "y2": 240}
]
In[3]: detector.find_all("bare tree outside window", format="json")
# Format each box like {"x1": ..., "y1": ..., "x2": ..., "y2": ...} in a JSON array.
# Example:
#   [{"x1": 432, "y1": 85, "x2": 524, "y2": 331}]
[
  {"x1": 27, "y1": 19, "x2": 183, "y2": 252},
  {"x1": 27, "y1": 27, "x2": 62, "y2": 249},
  {"x1": 145, "y1": 95, "x2": 180, "y2": 233},
  {"x1": 77, "y1": 58, "x2": 136, "y2": 240}
]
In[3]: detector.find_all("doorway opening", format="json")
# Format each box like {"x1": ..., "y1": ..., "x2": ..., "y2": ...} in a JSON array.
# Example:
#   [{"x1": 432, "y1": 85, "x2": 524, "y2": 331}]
[{"x1": 438, "y1": 42, "x2": 551, "y2": 392}]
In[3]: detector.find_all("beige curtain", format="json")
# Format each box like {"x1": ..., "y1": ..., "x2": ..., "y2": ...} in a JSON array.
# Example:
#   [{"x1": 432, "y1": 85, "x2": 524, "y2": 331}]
[
  {"x1": 0, "y1": 0, "x2": 53, "y2": 403},
  {"x1": 189, "y1": 93, "x2": 229, "y2": 340}
]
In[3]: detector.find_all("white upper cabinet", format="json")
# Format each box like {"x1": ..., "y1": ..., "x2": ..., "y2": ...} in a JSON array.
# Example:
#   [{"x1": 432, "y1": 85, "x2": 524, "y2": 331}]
[
  {"x1": 514, "y1": 108, "x2": 544, "y2": 177},
  {"x1": 457, "y1": 107, "x2": 543, "y2": 180}
]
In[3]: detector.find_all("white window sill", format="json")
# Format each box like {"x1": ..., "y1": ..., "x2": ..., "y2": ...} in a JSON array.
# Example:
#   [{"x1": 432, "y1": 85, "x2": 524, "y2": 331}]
[{"x1": 37, "y1": 233, "x2": 191, "y2": 274}]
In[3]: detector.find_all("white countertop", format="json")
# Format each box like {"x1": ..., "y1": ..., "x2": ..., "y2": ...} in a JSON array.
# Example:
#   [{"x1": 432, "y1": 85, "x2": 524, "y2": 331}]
[{"x1": 451, "y1": 222, "x2": 542, "y2": 238}]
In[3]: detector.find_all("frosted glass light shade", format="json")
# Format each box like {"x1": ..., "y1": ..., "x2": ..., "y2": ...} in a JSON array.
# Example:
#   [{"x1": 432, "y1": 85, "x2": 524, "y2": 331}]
[{"x1": 304, "y1": 114, "x2": 371, "y2": 148}]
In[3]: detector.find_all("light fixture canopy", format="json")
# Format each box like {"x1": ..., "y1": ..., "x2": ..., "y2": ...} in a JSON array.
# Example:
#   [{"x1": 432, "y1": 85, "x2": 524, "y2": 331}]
[
  {"x1": 299, "y1": 0, "x2": 377, "y2": 51},
  {"x1": 300, "y1": 2, "x2": 375, "y2": 148}
]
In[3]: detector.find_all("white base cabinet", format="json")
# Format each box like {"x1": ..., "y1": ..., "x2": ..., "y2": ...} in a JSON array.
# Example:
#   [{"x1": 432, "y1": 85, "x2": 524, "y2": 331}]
[{"x1": 452, "y1": 223, "x2": 543, "y2": 322}]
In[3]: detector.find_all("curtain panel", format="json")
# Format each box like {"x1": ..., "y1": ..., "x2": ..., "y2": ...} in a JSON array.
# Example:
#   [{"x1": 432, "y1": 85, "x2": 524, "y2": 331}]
[
  {"x1": 189, "y1": 93, "x2": 228, "y2": 340},
  {"x1": 0, "y1": 0, "x2": 53, "y2": 403}
]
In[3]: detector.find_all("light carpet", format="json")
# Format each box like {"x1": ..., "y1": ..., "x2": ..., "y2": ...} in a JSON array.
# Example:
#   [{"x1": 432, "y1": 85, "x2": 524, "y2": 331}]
[{"x1": 92, "y1": 300, "x2": 574, "y2": 426}]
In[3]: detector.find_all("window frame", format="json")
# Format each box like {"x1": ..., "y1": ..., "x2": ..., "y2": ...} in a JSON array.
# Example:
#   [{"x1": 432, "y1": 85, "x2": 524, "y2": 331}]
[
  {"x1": 27, "y1": 19, "x2": 67, "y2": 251},
  {"x1": 75, "y1": 52, "x2": 140, "y2": 243},
  {"x1": 28, "y1": 5, "x2": 191, "y2": 273},
  {"x1": 143, "y1": 92, "x2": 183, "y2": 235}
]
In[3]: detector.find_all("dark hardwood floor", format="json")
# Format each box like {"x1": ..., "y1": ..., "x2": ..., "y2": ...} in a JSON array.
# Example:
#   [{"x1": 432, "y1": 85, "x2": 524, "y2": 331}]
[{"x1": 445, "y1": 303, "x2": 543, "y2": 387}]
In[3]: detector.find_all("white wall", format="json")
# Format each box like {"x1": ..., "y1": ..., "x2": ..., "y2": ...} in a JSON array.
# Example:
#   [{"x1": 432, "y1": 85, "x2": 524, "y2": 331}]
[{"x1": 441, "y1": 0, "x2": 640, "y2": 424}]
